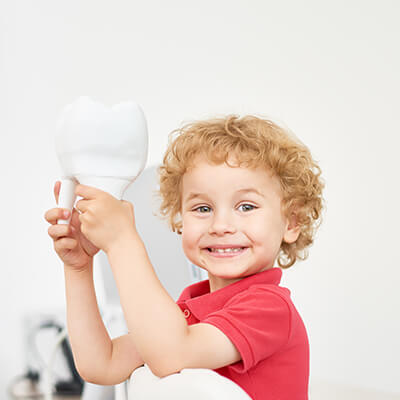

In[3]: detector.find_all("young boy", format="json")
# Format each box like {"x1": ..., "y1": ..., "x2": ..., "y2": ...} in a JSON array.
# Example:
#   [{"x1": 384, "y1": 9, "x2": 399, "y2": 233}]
[{"x1": 45, "y1": 115, "x2": 324, "y2": 400}]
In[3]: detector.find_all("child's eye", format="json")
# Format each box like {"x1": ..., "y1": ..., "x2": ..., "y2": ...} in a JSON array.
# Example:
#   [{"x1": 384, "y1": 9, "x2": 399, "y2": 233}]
[
  {"x1": 194, "y1": 206, "x2": 212, "y2": 213},
  {"x1": 238, "y1": 204, "x2": 256, "y2": 212}
]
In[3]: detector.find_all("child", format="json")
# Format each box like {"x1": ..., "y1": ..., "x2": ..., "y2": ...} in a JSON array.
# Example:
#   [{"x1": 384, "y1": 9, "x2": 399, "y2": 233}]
[{"x1": 45, "y1": 115, "x2": 324, "y2": 400}]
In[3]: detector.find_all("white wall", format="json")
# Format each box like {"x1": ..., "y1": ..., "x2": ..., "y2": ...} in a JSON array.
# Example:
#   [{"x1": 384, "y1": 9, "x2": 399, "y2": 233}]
[{"x1": 1, "y1": 0, "x2": 399, "y2": 396}]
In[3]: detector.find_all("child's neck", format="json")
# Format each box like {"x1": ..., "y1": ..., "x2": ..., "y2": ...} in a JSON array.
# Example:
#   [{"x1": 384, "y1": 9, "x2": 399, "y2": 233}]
[{"x1": 208, "y1": 274, "x2": 242, "y2": 292}]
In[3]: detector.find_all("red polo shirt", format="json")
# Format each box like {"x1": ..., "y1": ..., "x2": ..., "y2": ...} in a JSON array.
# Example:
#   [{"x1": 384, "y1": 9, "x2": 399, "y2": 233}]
[{"x1": 176, "y1": 268, "x2": 309, "y2": 400}]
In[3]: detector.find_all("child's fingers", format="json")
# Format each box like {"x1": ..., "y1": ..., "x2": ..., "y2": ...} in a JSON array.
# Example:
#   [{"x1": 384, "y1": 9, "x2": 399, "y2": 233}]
[
  {"x1": 54, "y1": 181, "x2": 61, "y2": 204},
  {"x1": 44, "y1": 208, "x2": 71, "y2": 225},
  {"x1": 54, "y1": 237, "x2": 78, "y2": 251},
  {"x1": 70, "y1": 208, "x2": 81, "y2": 225},
  {"x1": 47, "y1": 223, "x2": 72, "y2": 240}
]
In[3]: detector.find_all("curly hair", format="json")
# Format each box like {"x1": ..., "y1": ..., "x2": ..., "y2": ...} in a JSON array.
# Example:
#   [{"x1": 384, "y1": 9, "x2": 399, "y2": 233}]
[{"x1": 157, "y1": 115, "x2": 325, "y2": 268}]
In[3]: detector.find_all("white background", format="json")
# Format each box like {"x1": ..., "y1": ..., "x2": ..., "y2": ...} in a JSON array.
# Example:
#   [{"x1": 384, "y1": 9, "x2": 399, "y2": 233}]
[{"x1": 1, "y1": 0, "x2": 399, "y2": 397}]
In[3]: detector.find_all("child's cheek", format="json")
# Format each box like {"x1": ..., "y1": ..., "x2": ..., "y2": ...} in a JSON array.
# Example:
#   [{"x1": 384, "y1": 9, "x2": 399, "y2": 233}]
[
  {"x1": 181, "y1": 216, "x2": 204, "y2": 258},
  {"x1": 181, "y1": 233, "x2": 196, "y2": 265}
]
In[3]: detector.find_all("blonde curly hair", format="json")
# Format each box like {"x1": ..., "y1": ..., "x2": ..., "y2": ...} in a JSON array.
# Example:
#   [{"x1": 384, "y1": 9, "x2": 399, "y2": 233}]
[{"x1": 157, "y1": 115, "x2": 325, "y2": 268}]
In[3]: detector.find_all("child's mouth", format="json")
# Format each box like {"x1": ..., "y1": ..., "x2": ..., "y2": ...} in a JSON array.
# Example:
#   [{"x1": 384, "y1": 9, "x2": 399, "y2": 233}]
[
  {"x1": 205, "y1": 247, "x2": 248, "y2": 257},
  {"x1": 207, "y1": 247, "x2": 245, "y2": 253}
]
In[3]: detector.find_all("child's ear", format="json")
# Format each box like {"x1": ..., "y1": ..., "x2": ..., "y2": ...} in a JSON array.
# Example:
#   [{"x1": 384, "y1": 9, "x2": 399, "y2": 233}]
[{"x1": 283, "y1": 213, "x2": 301, "y2": 244}]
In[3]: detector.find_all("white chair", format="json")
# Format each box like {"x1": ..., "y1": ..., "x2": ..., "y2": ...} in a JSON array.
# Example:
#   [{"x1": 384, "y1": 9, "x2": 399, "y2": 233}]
[{"x1": 128, "y1": 364, "x2": 251, "y2": 400}]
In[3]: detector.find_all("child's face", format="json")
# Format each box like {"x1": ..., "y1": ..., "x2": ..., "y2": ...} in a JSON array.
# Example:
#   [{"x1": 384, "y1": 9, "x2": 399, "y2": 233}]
[{"x1": 180, "y1": 157, "x2": 300, "y2": 290}]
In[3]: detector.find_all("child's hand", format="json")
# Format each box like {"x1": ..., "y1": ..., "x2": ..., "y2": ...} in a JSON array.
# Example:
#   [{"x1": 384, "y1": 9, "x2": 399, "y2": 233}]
[
  {"x1": 74, "y1": 184, "x2": 138, "y2": 254},
  {"x1": 45, "y1": 181, "x2": 100, "y2": 271}
]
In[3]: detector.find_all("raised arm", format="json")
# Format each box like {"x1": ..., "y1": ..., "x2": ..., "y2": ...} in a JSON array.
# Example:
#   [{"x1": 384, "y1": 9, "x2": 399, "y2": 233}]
[
  {"x1": 64, "y1": 261, "x2": 144, "y2": 385},
  {"x1": 45, "y1": 182, "x2": 144, "y2": 385},
  {"x1": 69, "y1": 184, "x2": 241, "y2": 378},
  {"x1": 106, "y1": 236, "x2": 241, "y2": 378}
]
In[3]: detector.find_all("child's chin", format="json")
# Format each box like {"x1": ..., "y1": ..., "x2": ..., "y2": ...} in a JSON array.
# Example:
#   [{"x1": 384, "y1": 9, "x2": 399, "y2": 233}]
[{"x1": 210, "y1": 267, "x2": 248, "y2": 280}]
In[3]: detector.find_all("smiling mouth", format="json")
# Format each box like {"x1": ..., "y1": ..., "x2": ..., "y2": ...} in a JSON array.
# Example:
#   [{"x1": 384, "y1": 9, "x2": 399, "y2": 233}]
[{"x1": 206, "y1": 247, "x2": 247, "y2": 254}]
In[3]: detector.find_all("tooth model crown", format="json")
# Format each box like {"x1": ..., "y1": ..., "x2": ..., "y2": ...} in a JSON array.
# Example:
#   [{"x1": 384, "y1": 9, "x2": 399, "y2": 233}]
[
  {"x1": 55, "y1": 96, "x2": 148, "y2": 223},
  {"x1": 55, "y1": 96, "x2": 148, "y2": 182}
]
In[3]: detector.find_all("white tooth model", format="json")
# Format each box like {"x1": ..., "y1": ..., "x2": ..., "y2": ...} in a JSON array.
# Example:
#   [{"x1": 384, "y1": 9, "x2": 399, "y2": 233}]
[{"x1": 55, "y1": 96, "x2": 148, "y2": 224}]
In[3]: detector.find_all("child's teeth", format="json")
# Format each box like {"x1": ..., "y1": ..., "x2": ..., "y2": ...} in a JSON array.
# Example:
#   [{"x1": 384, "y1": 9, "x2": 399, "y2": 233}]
[{"x1": 211, "y1": 248, "x2": 243, "y2": 253}]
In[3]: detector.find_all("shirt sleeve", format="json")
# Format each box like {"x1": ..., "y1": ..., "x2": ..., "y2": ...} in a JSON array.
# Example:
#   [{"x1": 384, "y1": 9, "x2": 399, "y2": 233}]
[{"x1": 201, "y1": 286, "x2": 291, "y2": 373}]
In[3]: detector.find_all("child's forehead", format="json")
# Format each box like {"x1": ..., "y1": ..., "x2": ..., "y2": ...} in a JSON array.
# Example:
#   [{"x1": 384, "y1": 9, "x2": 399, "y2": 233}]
[
  {"x1": 186, "y1": 154, "x2": 271, "y2": 176},
  {"x1": 182, "y1": 156, "x2": 280, "y2": 193}
]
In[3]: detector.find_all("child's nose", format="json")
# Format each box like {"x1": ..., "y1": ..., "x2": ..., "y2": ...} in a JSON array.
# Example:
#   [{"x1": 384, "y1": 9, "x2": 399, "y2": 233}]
[{"x1": 208, "y1": 211, "x2": 237, "y2": 236}]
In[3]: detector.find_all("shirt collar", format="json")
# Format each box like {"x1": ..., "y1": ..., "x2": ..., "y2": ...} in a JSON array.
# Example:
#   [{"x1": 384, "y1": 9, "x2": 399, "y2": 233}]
[{"x1": 177, "y1": 267, "x2": 283, "y2": 321}]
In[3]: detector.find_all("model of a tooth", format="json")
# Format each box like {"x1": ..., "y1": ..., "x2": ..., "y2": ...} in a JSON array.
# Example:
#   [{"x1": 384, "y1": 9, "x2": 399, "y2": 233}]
[{"x1": 55, "y1": 96, "x2": 148, "y2": 224}]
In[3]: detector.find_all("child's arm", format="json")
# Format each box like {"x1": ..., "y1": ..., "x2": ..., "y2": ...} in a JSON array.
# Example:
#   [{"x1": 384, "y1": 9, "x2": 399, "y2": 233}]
[
  {"x1": 45, "y1": 183, "x2": 144, "y2": 384},
  {"x1": 70, "y1": 184, "x2": 241, "y2": 377},
  {"x1": 64, "y1": 260, "x2": 144, "y2": 385},
  {"x1": 106, "y1": 235, "x2": 241, "y2": 378}
]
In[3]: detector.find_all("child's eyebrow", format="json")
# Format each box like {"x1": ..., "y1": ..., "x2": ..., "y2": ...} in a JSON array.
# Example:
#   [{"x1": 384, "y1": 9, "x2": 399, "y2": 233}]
[
  {"x1": 184, "y1": 192, "x2": 209, "y2": 202},
  {"x1": 236, "y1": 188, "x2": 265, "y2": 197},
  {"x1": 184, "y1": 188, "x2": 264, "y2": 203}
]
